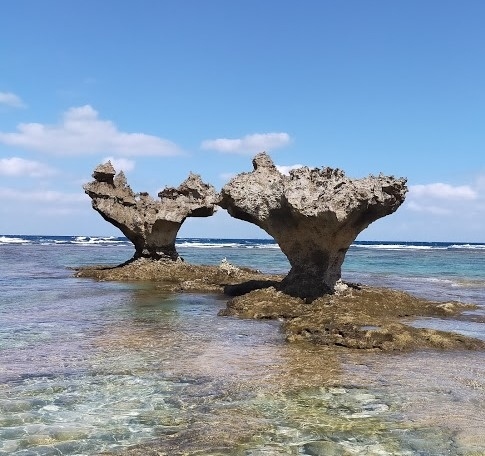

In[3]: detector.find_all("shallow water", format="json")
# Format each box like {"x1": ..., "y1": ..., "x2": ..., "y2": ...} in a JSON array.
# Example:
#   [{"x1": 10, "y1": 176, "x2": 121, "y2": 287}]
[{"x1": 1, "y1": 239, "x2": 485, "y2": 454}]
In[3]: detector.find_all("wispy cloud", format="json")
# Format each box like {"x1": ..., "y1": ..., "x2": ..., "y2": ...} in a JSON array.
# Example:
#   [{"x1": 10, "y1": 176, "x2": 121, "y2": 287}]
[
  {"x1": 0, "y1": 157, "x2": 57, "y2": 178},
  {"x1": 410, "y1": 183, "x2": 477, "y2": 200},
  {"x1": 37, "y1": 207, "x2": 86, "y2": 216},
  {"x1": 102, "y1": 156, "x2": 135, "y2": 173},
  {"x1": 406, "y1": 182, "x2": 481, "y2": 215},
  {"x1": 406, "y1": 201, "x2": 453, "y2": 215},
  {"x1": 201, "y1": 132, "x2": 291, "y2": 154},
  {"x1": 276, "y1": 163, "x2": 304, "y2": 175},
  {"x1": 0, "y1": 91, "x2": 26, "y2": 108},
  {"x1": 475, "y1": 174, "x2": 485, "y2": 191},
  {"x1": 0, "y1": 187, "x2": 87, "y2": 203},
  {"x1": 219, "y1": 172, "x2": 236, "y2": 182},
  {"x1": 0, "y1": 105, "x2": 183, "y2": 156}
]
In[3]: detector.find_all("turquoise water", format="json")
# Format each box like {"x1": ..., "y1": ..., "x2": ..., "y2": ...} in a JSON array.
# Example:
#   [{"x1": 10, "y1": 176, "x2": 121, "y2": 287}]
[{"x1": 1, "y1": 236, "x2": 485, "y2": 455}]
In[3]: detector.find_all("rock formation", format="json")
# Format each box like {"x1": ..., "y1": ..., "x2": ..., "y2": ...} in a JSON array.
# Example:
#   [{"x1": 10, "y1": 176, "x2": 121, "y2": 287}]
[
  {"x1": 84, "y1": 161, "x2": 218, "y2": 261},
  {"x1": 219, "y1": 152, "x2": 407, "y2": 300}
]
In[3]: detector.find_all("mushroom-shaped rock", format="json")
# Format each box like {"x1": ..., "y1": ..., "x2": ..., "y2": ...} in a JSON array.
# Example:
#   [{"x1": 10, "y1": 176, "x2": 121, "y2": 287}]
[
  {"x1": 219, "y1": 152, "x2": 407, "y2": 300},
  {"x1": 84, "y1": 162, "x2": 218, "y2": 261}
]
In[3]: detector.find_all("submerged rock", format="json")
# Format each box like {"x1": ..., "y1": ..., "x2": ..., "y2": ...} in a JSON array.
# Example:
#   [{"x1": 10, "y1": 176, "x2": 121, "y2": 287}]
[
  {"x1": 219, "y1": 152, "x2": 407, "y2": 299},
  {"x1": 75, "y1": 257, "x2": 485, "y2": 351},
  {"x1": 83, "y1": 162, "x2": 218, "y2": 261},
  {"x1": 221, "y1": 285, "x2": 484, "y2": 351}
]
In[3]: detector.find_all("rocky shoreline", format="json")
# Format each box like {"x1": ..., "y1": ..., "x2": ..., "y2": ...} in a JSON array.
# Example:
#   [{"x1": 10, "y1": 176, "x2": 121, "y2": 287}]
[
  {"x1": 76, "y1": 259, "x2": 484, "y2": 351},
  {"x1": 83, "y1": 152, "x2": 408, "y2": 301}
]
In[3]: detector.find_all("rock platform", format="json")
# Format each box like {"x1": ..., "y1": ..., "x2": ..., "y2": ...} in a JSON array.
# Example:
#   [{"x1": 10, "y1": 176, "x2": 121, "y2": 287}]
[{"x1": 76, "y1": 260, "x2": 484, "y2": 351}]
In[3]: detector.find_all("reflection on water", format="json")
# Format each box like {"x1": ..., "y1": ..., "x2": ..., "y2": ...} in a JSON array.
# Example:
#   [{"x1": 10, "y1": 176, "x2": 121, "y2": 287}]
[
  {"x1": 1, "y1": 282, "x2": 485, "y2": 455},
  {"x1": 407, "y1": 317, "x2": 485, "y2": 341}
]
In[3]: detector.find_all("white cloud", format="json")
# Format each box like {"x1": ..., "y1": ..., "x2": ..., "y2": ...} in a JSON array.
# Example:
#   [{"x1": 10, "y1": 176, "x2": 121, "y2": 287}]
[
  {"x1": 37, "y1": 207, "x2": 85, "y2": 216},
  {"x1": 0, "y1": 91, "x2": 26, "y2": 108},
  {"x1": 406, "y1": 181, "x2": 482, "y2": 216},
  {"x1": 201, "y1": 132, "x2": 291, "y2": 154},
  {"x1": 0, "y1": 157, "x2": 57, "y2": 177},
  {"x1": 0, "y1": 105, "x2": 183, "y2": 156},
  {"x1": 219, "y1": 172, "x2": 236, "y2": 182},
  {"x1": 406, "y1": 201, "x2": 452, "y2": 215},
  {"x1": 276, "y1": 163, "x2": 304, "y2": 175},
  {"x1": 476, "y1": 174, "x2": 485, "y2": 191},
  {"x1": 0, "y1": 187, "x2": 86, "y2": 204},
  {"x1": 409, "y1": 183, "x2": 477, "y2": 200},
  {"x1": 103, "y1": 156, "x2": 135, "y2": 173}
]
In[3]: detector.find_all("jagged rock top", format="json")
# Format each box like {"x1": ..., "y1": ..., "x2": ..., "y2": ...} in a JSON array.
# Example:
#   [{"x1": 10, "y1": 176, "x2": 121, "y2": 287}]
[
  {"x1": 222, "y1": 152, "x2": 407, "y2": 223},
  {"x1": 220, "y1": 152, "x2": 407, "y2": 298},
  {"x1": 92, "y1": 161, "x2": 116, "y2": 183},
  {"x1": 83, "y1": 161, "x2": 218, "y2": 260}
]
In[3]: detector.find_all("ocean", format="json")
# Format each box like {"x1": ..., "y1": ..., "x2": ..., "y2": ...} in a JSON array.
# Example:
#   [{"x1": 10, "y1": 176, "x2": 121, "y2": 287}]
[{"x1": 1, "y1": 235, "x2": 485, "y2": 455}]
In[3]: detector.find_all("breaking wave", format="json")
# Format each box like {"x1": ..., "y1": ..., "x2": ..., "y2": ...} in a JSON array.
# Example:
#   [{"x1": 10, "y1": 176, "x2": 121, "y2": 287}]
[
  {"x1": 1, "y1": 235, "x2": 484, "y2": 252},
  {"x1": 0, "y1": 236, "x2": 31, "y2": 244}
]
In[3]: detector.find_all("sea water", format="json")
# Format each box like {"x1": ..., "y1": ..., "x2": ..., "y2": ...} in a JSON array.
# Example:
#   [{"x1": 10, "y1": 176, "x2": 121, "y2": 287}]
[{"x1": 1, "y1": 235, "x2": 485, "y2": 455}]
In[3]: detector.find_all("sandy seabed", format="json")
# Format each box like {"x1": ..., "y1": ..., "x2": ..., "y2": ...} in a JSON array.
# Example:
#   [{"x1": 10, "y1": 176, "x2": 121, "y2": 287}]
[{"x1": 75, "y1": 259, "x2": 485, "y2": 455}]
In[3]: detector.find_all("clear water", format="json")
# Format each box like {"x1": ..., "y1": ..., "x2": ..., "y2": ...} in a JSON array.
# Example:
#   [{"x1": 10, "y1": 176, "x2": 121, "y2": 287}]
[{"x1": 1, "y1": 236, "x2": 485, "y2": 455}]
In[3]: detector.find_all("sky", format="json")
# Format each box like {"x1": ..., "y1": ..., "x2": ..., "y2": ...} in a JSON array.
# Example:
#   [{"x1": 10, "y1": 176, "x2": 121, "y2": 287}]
[{"x1": 0, "y1": 0, "x2": 484, "y2": 242}]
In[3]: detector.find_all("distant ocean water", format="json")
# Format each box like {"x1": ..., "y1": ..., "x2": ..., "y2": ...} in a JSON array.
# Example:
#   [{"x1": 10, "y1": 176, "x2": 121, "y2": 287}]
[
  {"x1": 2, "y1": 234, "x2": 484, "y2": 304},
  {"x1": 1, "y1": 235, "x2": 485, "y2": 455}
]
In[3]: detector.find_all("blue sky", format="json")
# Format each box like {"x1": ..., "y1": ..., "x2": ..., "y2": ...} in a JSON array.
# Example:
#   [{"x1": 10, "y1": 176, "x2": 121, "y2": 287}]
[{"x1": 1, "y1": 1, "x2": 484, "y2": 241}]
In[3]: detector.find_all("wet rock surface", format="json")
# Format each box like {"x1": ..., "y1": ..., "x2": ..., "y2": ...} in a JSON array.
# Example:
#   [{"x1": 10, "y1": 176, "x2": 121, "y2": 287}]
[
  {"x1": 219, "y1": 152, "x2": 407, "y2": 300},
  {"x1": 75, "y1": 258, "x2": 281, "y2": 294},
  {"x1": 76, "y1": 260, "x2": 484, "y2": 351},
  {"x1": 220, "y1": 284, "x2": 484, "y2": 351},
  {"x1": 83, "y1": 162, "x2": 218, "y2": 261}
]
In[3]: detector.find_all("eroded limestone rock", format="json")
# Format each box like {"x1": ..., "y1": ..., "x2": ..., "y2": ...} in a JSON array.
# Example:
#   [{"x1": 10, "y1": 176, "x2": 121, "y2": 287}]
[
  {"x1": 219, "y1": 152, "x2": 407, "y2": 299},
  {"x1": 84, "y1": 161, "x2": 217, "y2": 261}
]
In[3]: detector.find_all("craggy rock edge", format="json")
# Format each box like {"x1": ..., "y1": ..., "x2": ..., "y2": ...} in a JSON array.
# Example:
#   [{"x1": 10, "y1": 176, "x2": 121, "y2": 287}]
[
  {"x1": 75, "y1": 260, "x2": 485, "y2": 351},
  {"x1": 84, "y1": 154, "x2": 407, "y2": 300},
  {"x1": 75, "y1": 258, "x2": 281, "y2": 294},
  {"x1": 220, "y1": 153, "x2": 408, "y2": 300},
  {"x1": 83, "y1": 161, "x2": 218, "y2": 261},
  {"x1": 221, "y1": 285, "x2": 485, "y2": 351}
]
